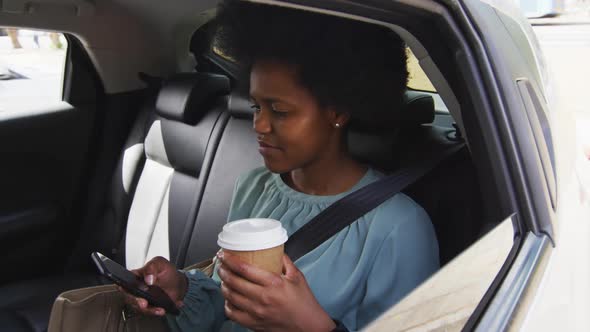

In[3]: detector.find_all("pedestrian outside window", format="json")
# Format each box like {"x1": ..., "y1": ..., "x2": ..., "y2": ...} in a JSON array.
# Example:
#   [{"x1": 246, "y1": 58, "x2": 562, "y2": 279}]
[{"x1": 0, "y1": 28, "x2": 68, "y2": 112}]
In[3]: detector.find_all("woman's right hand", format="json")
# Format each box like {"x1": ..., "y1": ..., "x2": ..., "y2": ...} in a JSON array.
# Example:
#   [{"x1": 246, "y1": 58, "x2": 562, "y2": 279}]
[{"x1": 119, "y1": 256, "x2": 188, "y2": 316}]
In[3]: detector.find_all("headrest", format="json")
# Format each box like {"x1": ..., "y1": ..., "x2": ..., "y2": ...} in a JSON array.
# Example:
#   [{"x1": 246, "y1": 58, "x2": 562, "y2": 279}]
[
  {"x1": 228, "y1": 90, "x2": 253, "y2": 118},
  {"x1": 156, "y1": 73, "x2": 230, "y2": 125},
  {"x1": 348, "y1": 91, "x2": 435, "y2": 169},
  {"x1": 399, "y1": 91, "x2": 435, "y2": 127}
]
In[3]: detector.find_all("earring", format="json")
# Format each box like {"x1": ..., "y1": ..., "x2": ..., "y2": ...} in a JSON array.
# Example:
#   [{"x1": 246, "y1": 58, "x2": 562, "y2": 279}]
[{"x1": 335, "y1": 123, "x2": 341, "y2": 128}]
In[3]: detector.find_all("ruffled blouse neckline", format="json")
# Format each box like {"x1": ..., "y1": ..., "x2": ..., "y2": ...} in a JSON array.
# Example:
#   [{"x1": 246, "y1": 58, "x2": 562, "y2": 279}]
[{"x1": 271, "y1": 168, "x2": 379, "y2": 204}]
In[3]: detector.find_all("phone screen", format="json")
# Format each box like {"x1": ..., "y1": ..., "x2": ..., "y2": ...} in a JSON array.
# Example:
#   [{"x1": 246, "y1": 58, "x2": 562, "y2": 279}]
[{"x1": 91, "y1": 252, "x2": 180, "y2": 315}]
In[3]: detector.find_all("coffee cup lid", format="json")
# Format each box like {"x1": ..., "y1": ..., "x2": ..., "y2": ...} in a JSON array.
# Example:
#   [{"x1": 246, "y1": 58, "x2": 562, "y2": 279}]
[{"x1": 217, "y1": 218, "x2": 288, "y2": 251}]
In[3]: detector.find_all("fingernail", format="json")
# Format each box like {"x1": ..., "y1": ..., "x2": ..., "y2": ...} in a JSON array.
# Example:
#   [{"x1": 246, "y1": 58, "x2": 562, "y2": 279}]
[
  {"x1": 216, "y1": 251, "x2": 224, "y2": 259},
  {"x1": 145, "y1": 274, "x2": 154, "y2": 285},
  {"x1": 156, "y1": 308, "x2": 164, "y2": 315},
  {"x1": 224, "y1": 301, "x2": 232, "y2": 314}
]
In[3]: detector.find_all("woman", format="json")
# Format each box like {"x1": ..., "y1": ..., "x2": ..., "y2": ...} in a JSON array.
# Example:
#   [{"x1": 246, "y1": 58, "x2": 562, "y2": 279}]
[{"x1": 122, "y1": 1, "x2": 439, "y2": 331}]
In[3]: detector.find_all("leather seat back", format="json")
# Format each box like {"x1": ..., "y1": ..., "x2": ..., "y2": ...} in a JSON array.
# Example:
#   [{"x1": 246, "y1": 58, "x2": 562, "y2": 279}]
[
  {"x1": 123, "y1": 73, "x2": 230, "y2": 269},
  {"x1": 183, "y1": 92, "x2": 263, "y2": 265}
]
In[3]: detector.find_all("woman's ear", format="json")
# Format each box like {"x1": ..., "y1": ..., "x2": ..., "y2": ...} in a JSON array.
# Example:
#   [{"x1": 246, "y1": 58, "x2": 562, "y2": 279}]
[
  {"x1": 327, "y1": 108, "x2": 351, "y2": 128},
  {"x1": 334, "y1": 112, "x2": 350, "y2": 128}
]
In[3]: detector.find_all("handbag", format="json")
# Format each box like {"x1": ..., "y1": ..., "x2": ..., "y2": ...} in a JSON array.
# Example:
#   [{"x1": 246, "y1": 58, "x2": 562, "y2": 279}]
[{"x1": 47, "y1": 258, "x2": 216, "y2": 332}]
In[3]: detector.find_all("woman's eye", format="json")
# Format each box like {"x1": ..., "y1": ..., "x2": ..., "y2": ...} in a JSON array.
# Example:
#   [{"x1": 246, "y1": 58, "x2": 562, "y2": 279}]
[{"x1": 271, "y1": 107, "x2": 288, "y2": 117}]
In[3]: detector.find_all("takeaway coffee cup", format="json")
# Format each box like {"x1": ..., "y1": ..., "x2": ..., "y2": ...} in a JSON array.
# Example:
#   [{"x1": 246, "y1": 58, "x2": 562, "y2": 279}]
[{"x1": 217, "y1": 218, "x2": 288, "y2": 274}]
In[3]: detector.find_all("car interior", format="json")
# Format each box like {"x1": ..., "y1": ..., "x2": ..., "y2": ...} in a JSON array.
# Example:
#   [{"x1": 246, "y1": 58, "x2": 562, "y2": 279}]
[{"x1": 0, "y1": 0, "x2": 512, "y2": 331}]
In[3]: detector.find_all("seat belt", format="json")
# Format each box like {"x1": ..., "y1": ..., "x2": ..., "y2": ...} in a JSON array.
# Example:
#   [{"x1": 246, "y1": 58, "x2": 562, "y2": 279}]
[{"x1": 285, "y1": 142, "x2": 466, "y2": 262}]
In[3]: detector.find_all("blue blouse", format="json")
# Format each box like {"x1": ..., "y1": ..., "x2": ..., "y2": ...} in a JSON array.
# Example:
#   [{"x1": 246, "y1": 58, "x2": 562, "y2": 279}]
[{"x1": 167, "y1": 167, "x2": 439, "y2": 331}]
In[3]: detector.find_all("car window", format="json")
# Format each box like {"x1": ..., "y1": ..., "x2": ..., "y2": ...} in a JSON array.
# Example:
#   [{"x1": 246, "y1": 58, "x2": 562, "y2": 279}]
[
  {"x1": 406, "y1": 48, "x2": 436, "y2": 92},
  {"x1": 0, "y1": 28, "x2": 68, "y2": 112}
]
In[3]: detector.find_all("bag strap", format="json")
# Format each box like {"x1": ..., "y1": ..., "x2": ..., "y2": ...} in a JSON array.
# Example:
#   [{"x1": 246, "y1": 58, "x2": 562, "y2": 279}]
[{"x1": 284, "y1": 142, "x2": 466, "y2": 262}]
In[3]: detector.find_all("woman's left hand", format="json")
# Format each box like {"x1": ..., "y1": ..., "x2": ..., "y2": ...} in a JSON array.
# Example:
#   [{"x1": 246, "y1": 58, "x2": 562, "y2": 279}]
[{"x1": 217, "y1": 252, "x2": 336, "y2": 332}]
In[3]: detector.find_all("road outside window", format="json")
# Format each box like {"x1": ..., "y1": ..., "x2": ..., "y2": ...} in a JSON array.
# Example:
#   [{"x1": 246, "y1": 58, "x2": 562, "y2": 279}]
[{"x1": 0, "y1": 28, "x2": 67, "y2": 112}]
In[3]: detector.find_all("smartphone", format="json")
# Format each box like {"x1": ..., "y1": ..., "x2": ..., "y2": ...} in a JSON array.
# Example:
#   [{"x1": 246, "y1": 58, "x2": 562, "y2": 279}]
[{"x1": 91, "y1": 252, "x2": 180, "y2": 315}]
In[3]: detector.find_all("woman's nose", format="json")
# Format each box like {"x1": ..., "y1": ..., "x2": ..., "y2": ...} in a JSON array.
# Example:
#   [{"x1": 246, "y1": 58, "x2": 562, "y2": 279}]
[{"x1": 254, "y1": 109, "x2": 271, "y2": 134}]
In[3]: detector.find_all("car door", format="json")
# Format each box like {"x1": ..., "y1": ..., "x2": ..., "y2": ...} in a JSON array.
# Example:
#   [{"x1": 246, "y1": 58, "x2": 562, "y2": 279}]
[
  {"x1": 0, "y1": 29, "x2": 100, "y2": 284},
  {"x1": 366, "y1": 0, "x2": 587, "y2": 330},
  {"x1": 460, "y1": 1, "x2": 590, "y2": 330}
]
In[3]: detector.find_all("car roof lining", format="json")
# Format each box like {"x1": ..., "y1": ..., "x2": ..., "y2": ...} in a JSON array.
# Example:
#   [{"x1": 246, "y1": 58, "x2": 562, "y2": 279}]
[
  {"x1": 0, "y1": 1, "x2": 165, "y2": 91},
  {"x1": 0, "y1": 0, "x2": 216, "y2": 93}
]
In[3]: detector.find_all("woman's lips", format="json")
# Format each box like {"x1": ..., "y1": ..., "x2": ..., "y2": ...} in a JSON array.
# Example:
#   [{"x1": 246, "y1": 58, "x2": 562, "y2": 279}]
[{"x1": 258, "y1": 141, "x2": 281, "y2": 156}]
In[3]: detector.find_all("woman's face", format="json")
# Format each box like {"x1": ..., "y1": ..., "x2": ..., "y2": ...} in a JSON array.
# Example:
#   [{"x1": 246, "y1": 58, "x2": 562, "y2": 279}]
[{"x1": 250, "y1": 60, "x2": 343, "y2": 174}]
